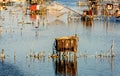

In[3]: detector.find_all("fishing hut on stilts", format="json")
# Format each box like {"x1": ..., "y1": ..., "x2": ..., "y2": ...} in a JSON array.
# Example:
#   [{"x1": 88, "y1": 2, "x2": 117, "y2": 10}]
[
  {"x1": 52, "y1": 34, "x2": 79, "y2": 59},
  {"x1": 52, "y1": 34, "x2": 78, "y2": 76}
]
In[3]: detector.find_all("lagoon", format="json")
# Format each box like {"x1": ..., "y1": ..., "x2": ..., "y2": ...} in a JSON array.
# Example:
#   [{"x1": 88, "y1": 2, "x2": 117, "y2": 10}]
[{"x1": 0, "y1": 0, "x2": 120, "y2": 76}]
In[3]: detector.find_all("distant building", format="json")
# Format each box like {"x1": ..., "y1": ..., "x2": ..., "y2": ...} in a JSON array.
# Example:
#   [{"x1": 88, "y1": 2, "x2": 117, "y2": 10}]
[
  {"x1": 0, "y1": 0, "x2": 26, "y2": 2},
  {"x1": 30, "y1": 0, "x2": 44, "y2": 4}
]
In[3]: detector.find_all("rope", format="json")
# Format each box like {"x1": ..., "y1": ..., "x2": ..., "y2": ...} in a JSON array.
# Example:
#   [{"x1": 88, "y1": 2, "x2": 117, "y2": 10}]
[{"x1": 54, "y1": 2, "x2": 82, "y2": 16}]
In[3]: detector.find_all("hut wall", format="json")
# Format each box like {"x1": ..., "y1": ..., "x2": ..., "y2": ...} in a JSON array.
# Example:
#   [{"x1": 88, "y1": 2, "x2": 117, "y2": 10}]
[{"x1": 55, "y1": 37, "x2": 78, "y2": 52}]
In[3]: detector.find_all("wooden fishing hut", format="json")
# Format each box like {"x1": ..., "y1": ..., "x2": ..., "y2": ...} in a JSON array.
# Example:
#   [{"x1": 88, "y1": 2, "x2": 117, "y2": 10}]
[
  {"x1": 53, "y1": 35, "x2": 78, "y2": 56},
  {"x1": 53, "y1": 34, "x2": 78, "y2": 76},
  {"x1": 53, "y1": 35, "x2": 78, "y2": 75}
]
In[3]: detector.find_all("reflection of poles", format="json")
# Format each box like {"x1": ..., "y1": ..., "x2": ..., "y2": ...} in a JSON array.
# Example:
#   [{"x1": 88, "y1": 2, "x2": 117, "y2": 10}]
[
  {"x1": 110, "y1": 40, "x2": 115, "y2": 75},
  {"x1": 1, "y1": 49, "x2": 5, "y2": 64},
  {"x1": 75, "y1": 20, "x2": 79, "y2": 38},
  {"x1": 35, "y1": 28, "x2": 39, "y2": 39},
  {"x1": 107, "y1": 53, "x2": 115, "y2": 76},
  {"x1": 54, "y1": 55, "x2": 77, "y2": 76},
  {"x1": 1, "y1": 57, "x2": 5, "y2": 64},
  {"x1": 110, "y1": 56, "x2": 115, "y2": 74},
  {"x1": 104, "y1": 19, "x2": 108, "y2": 33},
  {"x1": 14, "y1": 52, "x2": 16, "y2": 64},
  {"x1": 0, "y1": 26, "x2": 2, "y2": 33},
  {"x1": 111, "y1": 40, "x2": 115, "y2": 57},
  {"x1": 20, "y1": 28, "x2": 23, "y2": 36}
]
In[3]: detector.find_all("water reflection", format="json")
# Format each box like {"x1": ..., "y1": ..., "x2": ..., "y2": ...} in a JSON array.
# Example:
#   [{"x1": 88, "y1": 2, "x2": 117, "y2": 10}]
[
  {"x1": 95, "y1": 55, "x2": 115, "y2": 75},
  {"x1": 0, "y1": 32, "x2": 2, "y2": 39},
  {"x1": 35, "y1": 28, "x2": 39, "y2": 39},
  {"x1": 20, "y1": 28, "x2": 23, "y2": 36},
  {"x1": 111, "y1": 57, "x2": 115, "y2": 74},
  {"x1": 47, "y1": 19, "x2": 65, "y2": 25},
  {"x1": 1, "y1": 57, "x2": 5, "y2": 64},
  {"x1": 53, "y1": 57, "x2": 77, "y2": 76},
  {"x1": 0, "y1": 49, "x2": 5, "y2": 64},
  {"x1": 102, "y1": 20, "x2": 120, "y2": 33},
  {"x1": 82, "y1": 20, "x2": 93, "y2": 31}
]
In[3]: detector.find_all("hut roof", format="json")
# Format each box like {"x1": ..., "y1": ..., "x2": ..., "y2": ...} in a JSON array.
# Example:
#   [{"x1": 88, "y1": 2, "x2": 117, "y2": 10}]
[{"x1": 56, "y1": 36, "x2": 77, "y2": 40}]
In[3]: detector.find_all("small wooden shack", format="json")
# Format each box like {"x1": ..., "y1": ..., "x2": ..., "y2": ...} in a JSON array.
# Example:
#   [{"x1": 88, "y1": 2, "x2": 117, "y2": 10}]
[{"x1": 54, "y1": 35, "x2": 78, "y2": 53}]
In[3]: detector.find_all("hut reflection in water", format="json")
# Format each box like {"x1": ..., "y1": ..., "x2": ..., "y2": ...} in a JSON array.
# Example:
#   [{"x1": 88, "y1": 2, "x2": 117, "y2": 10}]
[{"x1": 53, "y1": 57, "x2": 77, "y2": 76}]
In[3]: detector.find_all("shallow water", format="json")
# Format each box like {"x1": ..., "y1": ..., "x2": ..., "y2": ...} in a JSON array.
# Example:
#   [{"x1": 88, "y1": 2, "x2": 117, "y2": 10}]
[{"x1": 0, "y1": 1, "x2": 120, "y2": 76}]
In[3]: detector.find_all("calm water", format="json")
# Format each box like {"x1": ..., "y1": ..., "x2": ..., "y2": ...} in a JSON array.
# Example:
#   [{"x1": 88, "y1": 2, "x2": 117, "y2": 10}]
[{"x1": 0, "y1": 0, "x2": 120, "y2": 76}]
